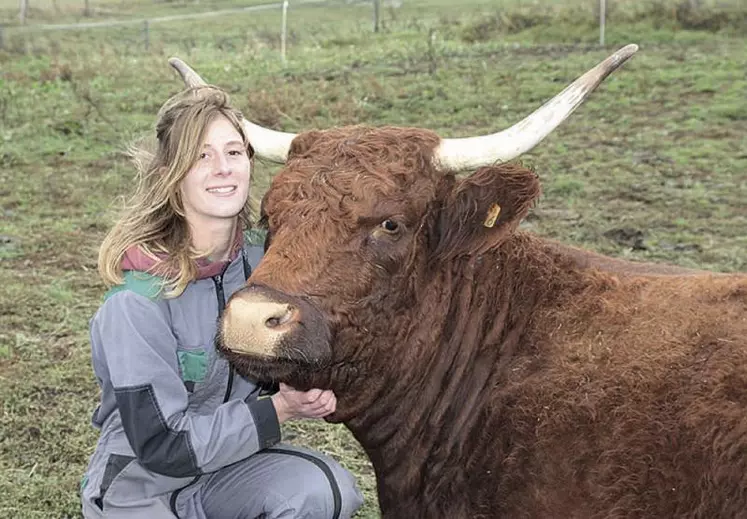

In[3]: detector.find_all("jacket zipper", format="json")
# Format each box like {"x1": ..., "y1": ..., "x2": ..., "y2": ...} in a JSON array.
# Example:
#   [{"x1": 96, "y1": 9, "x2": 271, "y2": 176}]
[
  {"x1": 170, "y1": 268, "x2": 233, "y2": 517},
  {"x1": 214, "y1": 273, "x2": 236, "y2": 403}
]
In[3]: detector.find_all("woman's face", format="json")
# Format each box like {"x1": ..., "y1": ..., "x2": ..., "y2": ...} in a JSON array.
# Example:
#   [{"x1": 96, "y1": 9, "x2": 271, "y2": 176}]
[{"x1": 180, "y1": 114, "x2": 252, "y2": 230}]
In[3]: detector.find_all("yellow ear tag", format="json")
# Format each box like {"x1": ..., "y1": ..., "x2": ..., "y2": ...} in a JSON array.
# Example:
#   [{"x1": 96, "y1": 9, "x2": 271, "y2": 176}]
[{"x1": 483, "y1": 203, "x2": 501, "y2": 228}]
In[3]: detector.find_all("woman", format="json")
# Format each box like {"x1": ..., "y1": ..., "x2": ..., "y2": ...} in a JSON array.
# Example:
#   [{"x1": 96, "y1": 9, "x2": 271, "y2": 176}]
[{"x1": 81, "y1": 86, "x2": 363, "y2": 518}]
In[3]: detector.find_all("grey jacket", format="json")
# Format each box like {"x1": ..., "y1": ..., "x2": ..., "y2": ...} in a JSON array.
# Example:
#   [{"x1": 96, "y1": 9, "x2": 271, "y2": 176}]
[{"x1": 80, "y1": 240, "x2": 275, "y2": 513}]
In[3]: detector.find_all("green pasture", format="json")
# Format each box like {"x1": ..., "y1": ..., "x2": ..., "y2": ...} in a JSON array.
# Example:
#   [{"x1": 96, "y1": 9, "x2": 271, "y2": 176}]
[{"x1": 0, "y1": 0, "x2": 745, "y2": 517}]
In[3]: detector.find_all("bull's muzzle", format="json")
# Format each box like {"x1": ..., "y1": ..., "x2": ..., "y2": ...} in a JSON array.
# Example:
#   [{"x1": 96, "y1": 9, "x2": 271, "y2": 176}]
[
  {"x1": 218, "y1": 284, "x2": 332, "y2": 365},
  {"x1": 221, "y1": 289, "x2": 298, "y2": 356}
]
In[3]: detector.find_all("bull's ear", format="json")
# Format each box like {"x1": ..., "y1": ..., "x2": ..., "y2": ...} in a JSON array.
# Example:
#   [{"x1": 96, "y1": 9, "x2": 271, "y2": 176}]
[{"x1": 430, "y1": 163, "x2": 541, "y2": 262}]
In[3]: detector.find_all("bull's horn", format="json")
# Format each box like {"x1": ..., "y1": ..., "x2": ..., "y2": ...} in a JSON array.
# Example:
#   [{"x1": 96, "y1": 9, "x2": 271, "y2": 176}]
[
  {"x1": 168, "y1": 57, "x2": 296, "y2": 163},
  {"x1": 434, "y1": 44, "x2": 639, "y2": 172}
]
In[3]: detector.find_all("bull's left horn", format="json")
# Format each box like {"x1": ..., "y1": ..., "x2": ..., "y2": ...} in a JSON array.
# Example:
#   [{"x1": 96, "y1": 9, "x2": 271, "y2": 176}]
[
  {"x1": 168, "y1": 57, "x2": 296, "y2": 163},
  {"x1": 434, "y1": 44, "x2": 639, "y2": 172}
]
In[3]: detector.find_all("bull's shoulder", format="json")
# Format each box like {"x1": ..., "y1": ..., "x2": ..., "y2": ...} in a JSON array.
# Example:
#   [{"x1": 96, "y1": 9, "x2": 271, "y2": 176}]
[{"x1": 104, "y1": 271, "x2": 165, "y2": 302}]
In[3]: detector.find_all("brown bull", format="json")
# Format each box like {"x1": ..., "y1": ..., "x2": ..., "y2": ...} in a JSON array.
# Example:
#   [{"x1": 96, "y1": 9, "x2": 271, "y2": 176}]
[{"x1": 169, "y1": 48, "x2": 747, "y2": 518}]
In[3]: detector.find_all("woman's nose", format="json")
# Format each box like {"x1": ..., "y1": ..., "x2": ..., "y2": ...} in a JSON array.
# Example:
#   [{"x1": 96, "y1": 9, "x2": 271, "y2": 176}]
[{"x1": 215, "y1": 153, "x2": 231, "y2": 175}]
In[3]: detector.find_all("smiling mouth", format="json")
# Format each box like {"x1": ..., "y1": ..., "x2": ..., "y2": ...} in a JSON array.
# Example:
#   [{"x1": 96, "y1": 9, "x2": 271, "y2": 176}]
[{"x1": 207, "y1": 186, "x2": 237, "y2": 194}]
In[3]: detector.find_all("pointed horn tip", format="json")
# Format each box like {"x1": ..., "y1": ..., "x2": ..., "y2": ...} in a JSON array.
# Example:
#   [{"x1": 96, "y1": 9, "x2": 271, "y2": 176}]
[
  {"x1": 167, "y1": 57, "x2": 184, "y2": 69},
  {"x1": 613, "y1": 43, "x2": 639, "y2": 63},
  {"x1": 167, "y1": 57, "x2": 193, "y2": 80},
  {"x1": 590, "y1": 43, "x2": 638, "y2": 78}
]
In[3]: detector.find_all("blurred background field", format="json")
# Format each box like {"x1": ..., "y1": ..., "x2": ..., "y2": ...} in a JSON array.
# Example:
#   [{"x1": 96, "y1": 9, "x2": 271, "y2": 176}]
[{"x1": 0, "y1": 0, "x2": 745, "y2": 517}]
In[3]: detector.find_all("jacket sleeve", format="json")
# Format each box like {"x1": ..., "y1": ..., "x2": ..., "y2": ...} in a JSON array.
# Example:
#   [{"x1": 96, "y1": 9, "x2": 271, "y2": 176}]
[{"x1": 90, "y1": 290, "x2": 281, "y2": 477}]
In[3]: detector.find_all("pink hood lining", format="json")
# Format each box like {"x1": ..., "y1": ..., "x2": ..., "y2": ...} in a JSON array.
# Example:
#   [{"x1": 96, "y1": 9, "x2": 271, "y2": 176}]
[{"x1": 121, "y1": 227, "x2": 244, "y2": 280}]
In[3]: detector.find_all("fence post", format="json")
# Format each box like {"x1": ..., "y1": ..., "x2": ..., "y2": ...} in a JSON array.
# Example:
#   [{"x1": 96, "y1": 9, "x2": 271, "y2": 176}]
[
  {"x1": 0, "y1": 25, "x2": 4, "y2": 50},
  {"x1": 373, "y1": 0, "x2": 380, "y2": 33},
  {"x1": 84, "y1": 0, "x2": 91, "y2": 17},
  {"x1": 599, "y1": 0, "x2": 606, "y2": 46},
  {"x1": 143, "y1": 19, "x2": 150, "y2": 50},
  {"x1": 281, "y1": 0, "x2": 288, "y2": 64},
  {"x1": 19, "y1": 0, "x2": 29, "y2": 25}
]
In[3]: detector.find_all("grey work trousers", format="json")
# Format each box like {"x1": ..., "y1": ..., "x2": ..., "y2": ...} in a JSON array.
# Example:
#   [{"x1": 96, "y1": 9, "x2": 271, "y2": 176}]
[{"x1": 81, "y1": 444, "x2": 364, "y2": 519}]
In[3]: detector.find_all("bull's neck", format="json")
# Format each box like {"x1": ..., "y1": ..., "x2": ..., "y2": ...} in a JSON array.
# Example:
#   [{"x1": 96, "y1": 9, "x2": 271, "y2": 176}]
[{"x1": 334, "y1": 232, "x2": 586, "y2": 511}]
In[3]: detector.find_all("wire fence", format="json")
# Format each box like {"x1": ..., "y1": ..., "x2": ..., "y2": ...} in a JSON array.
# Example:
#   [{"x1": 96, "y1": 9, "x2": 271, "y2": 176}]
[
  {"x1": 0, "y1": 0, "x2": 389, "y2": 54},
  {"x1": 2, "y1": 0, "x2": 742, "y2": 56}
]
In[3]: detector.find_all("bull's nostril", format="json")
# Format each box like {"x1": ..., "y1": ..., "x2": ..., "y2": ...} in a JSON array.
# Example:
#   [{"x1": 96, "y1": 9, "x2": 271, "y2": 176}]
[
  {"x1": 266, "y1": 317, "x2": 281, "y2": 328},
  {"x1": 264, "y1": 305, "x2": 295, "y2": 329}
]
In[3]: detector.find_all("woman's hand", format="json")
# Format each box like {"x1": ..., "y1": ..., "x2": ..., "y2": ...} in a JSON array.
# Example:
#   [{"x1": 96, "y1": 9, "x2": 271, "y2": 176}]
[{"x1": 271, "y1": 383, "x2": 337, "y2": 424}]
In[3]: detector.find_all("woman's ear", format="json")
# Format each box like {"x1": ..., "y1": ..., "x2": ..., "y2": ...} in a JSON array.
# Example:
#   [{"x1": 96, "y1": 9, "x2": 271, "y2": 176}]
[{"x1": 429, "y1": 163, "x2": 541, "y2": 263}]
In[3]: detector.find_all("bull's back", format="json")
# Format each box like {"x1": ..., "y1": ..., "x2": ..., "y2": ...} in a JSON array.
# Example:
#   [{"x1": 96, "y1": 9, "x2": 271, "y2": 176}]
[
  {"x1": 489, "y1": 273, "x2": 747, "y2": 518},
  {"x1": 549, "y1": 239, "x2": 714, "y2": 277}
]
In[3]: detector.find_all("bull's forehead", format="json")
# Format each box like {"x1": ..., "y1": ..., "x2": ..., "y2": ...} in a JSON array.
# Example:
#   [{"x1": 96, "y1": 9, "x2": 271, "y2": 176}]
[{"x1": 264, "y1": 126, "x2": 443, "y2": 223}]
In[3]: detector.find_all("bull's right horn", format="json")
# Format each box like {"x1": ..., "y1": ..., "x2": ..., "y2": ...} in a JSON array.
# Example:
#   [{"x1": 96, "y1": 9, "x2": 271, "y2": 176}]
[
  {"x1": 434, "y1": 44, "x2": 639, "y2": 172},
  {"x1": 168, "y1": 57, "x2": 296, "y2": 163}
]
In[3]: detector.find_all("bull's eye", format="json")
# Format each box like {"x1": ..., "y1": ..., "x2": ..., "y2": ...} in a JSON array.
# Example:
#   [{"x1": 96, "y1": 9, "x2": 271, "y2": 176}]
[
  {"x1": 381, "y1": 219, "x2": 399, "y2": 233},
  {"x1": 371, "y1": 218, "x2": 404, "y2": 242}
]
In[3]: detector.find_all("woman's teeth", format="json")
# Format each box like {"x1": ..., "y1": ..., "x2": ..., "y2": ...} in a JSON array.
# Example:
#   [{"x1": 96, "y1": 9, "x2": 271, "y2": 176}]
[{"x1": 207, "y1": 186, "x2": 236, "y2": 194}]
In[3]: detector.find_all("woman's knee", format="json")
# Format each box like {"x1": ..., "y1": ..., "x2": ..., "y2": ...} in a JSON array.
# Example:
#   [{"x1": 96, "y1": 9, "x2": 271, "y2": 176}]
[
  {"x1": 329, "y1": 462, "x2": 364, "y2": 519},
  {"x1": 277, "y1": 451, "x2": 363, "y2": 519}
]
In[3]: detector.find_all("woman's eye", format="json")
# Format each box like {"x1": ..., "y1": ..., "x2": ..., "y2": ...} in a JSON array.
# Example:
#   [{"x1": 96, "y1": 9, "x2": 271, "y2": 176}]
[
  {"x1": 381, "y1": 219, "x2": 399, "y2": 232},
  {"x1": 199, "y1": 152, "x2": 209, "y2": 160}
]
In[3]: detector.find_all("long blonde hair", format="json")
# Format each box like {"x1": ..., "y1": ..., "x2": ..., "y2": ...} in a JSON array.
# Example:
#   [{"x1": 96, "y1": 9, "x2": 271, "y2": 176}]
[{"x1": 98, "y1": 86, "x2": 255, "y2": 297}]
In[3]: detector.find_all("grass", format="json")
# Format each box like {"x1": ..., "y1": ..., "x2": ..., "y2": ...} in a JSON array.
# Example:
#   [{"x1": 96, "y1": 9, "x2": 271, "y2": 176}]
[{"x1": 1, "y1": 0, "x2": 746, "y2": 517}]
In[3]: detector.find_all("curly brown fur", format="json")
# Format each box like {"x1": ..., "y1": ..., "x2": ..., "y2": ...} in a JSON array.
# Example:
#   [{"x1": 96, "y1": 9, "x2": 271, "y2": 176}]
[{"x1": 225, "y1": 126, "x2": 747, "y2": 519}]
